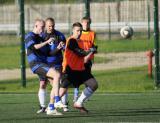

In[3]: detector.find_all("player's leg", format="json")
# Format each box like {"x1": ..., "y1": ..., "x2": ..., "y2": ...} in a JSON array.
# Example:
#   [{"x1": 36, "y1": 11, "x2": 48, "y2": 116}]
[
  {"x1": 75, "y1": 78, "x2": 98, "y2": 105},
  {"x1": 46, "y1": 68, "x2": 66, "y2": 110},
  {"x1": 84, "y1": 60, "x2": 92, "y2": 102},
  {"x1": 59, "y1": 71, "x2": 73, "y2": 111},
  {"x1": 61, "y1": 91, "x2": 69, "y2": 112},
  {"x1": 34, "y1": 64, "x2": 63, "y2": 115},
  {"x1": 74, "y1": 77, "x2": 98, "y2": 113},
  {"x1": 37, "y1": 77, "x2": 47, "y2": 114},
  {"x1": 73, "y1": 88, "x2": 79, "y2": 102},
  {"x1": 56, "y1": 66, "x2": 69, "y2": 112}
]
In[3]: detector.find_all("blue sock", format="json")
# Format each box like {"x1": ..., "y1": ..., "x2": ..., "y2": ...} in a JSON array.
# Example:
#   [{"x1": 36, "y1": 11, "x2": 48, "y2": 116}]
[
  {"x1": 54, "y1": 96, "x2": 60, "y2": 103},
  {"x1": 49, "y1": 103, "x2": 55, "y2": 110},
  {"x1": 74, "y1": 88, "x2": 79, "y2": 97}
]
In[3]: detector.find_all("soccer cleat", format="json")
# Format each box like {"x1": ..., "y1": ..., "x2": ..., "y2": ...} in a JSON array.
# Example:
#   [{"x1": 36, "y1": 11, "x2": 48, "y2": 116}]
[
  {"x1": 54, "y1": 101, "x2": 67, "y2": 109},
  {"x1": 36, "y1": 106, "x2": 46, "y2": 114},
  {"x1": 63, "y1": 101, "x2": 69, "y2": 112},
  {"x1": 46, "y1": 109, "x2": 63, "y2": 116},
  {"x1": 73, "y1": 102, "x2": 88, "y2": 114}
]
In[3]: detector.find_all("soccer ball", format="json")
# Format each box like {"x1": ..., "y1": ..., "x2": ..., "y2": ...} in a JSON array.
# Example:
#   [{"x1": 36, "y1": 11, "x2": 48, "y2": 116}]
[{"x1": 120, "y1": 26, "x2": 134, "y2": 39}]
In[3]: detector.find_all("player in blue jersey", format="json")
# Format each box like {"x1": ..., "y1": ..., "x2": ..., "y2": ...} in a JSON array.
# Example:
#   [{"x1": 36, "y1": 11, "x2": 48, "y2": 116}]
[
  {"x1": 37, "y1": 17, "x2": 69, "y2": 114},
  {"x1": 25, "y1": 19, "x2": 66, "y2": 116}
]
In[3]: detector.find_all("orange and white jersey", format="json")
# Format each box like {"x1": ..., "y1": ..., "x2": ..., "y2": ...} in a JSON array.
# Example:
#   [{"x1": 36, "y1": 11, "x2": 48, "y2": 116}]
[{"x1": 79, "y1": 30, "x2": 96, "y2": 60}]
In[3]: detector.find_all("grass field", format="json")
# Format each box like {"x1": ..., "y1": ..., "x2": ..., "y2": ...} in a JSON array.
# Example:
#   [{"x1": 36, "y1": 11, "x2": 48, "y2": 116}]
[
  {"x1": 97, "y1": 38, "x2": 153, "y2": 53},
  {"x1": 0, "y1": 36, "x2": 153, "y2": 69},
  {"x1": 0, "y1": 36, "x2": 157, "y2": 122},
  {"x1": 0, "y1": 66, "x2": 155, "y2": 93},
  {"x1": 1, "y1": 93, "x2": 160, "y2": 123}
]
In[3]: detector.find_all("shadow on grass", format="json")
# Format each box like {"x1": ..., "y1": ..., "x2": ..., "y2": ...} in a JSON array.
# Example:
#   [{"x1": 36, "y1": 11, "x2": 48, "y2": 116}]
[
  {"x1": 90, "y1": 107, "x2": 160, "y2": 117},
  {"x1": 1, "y1": 108, "x2": 160, "y2": 122}
]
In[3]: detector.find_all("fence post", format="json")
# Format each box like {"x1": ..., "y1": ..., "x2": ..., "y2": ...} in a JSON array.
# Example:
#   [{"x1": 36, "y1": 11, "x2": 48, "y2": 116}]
[
  {"x1": 147, "y1": 0, "x2": 151, "y2": 40},
  {"x1": 108, "y1": 5, "x2": 111, "y2": 41},
  {"x1": 153, "y1": 0, "x2": 160, "y2": 87},
  {"x1": 84, "y1": 0, "x2": 90, "y2": 17},
  {"x1": 68, "y1": 5, "x2": 72, "y2": 35},
  {"x1": 18, "y1": 0, "x2": 26, "y2": 87}
]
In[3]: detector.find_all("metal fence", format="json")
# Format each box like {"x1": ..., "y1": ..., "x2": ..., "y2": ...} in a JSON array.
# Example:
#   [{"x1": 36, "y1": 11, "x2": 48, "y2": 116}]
[
  {"x1": 0, "y1": 0, "x2": 157, "y2": 39},
  {"x1": 0, "y1": 0, "x2": 158, "y2": 86}
]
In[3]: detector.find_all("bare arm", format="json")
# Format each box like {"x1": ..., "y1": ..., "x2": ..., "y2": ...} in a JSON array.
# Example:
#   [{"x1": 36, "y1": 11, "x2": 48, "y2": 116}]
[{"x1": 34, "y1": 38, "x2": 53, "y2": 49}]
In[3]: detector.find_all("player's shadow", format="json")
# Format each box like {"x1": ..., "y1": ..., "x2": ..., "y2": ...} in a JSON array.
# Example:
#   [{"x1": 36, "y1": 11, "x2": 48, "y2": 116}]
[
  {"x1": 89, "y1": 107, "x2": 160, "y2": 117},
  {"x1": 0, "y1": 113, "x2": 92, "y2": 122}
]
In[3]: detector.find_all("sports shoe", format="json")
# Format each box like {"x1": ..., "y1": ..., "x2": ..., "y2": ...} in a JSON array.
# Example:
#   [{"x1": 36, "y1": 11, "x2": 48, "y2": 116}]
[
  {"x1": 54, "y1": 101, "x2": 67, "y2": 109},
  {"x1": 73, "y1": 102, "x2": 88, "y2": 114},
  {"x1": 46, "y1": 109, "x2": 63, "y2": 116},
  {"x1": 62, "y1": 101, "x2": 69, "y2": 112},
  {"x1": 36, "y1": 106, "x2": 46, "y2": 114}
]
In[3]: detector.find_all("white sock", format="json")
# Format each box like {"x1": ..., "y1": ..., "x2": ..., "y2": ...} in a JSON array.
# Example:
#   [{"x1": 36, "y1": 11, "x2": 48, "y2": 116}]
[
  {"x1": 76, "y1": 87, "x2": 93, "y2": 105},
  {"x1": 38, "y1": 89, "x2": 46, "y2": 107},
  {"x1": 61, "y1": 92, "x2": 68, "y2": 105}
]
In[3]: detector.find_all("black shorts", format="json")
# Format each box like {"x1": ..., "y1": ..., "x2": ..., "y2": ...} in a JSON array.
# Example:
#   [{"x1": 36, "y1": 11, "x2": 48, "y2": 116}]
[
  {"x1": 84, "y1": 60, "x2": 92, "y2": 73},
  {"x1": 60, "y1": 66, "x2": 94, "y2": 88}
]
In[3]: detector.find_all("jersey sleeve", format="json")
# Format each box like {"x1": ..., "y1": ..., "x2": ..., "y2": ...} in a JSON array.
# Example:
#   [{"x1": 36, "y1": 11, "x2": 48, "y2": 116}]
[
  {"x1": 67, "y1": 39, "x2": 90, "y2": 57},
  {"x1": 25, "y1": 34, "x2": 36, "y2": 50}
]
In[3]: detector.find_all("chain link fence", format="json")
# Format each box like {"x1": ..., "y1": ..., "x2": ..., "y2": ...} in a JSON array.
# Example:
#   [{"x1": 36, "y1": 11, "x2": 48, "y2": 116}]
[{"x1": 0, "y1": 0, "x2": 158, "y2": 84}]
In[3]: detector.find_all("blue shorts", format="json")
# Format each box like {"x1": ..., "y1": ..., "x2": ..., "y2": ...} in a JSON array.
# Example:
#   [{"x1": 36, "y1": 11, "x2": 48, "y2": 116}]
[
  {"x1": 34, "y1": 63, "x2": 50, "y2": 79},
  {"x1": 38, "y1": 64, "x2": 62, "y2": 81}
]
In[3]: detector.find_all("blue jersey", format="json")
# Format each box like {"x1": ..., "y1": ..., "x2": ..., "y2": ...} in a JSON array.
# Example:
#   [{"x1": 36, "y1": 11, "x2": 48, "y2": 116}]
[
  {"x1": 41, "y1": 30, "x2": 66, "y2": 68},
  {"x1": 25, "y1": 32, "x2": 49, "y2": 72}
]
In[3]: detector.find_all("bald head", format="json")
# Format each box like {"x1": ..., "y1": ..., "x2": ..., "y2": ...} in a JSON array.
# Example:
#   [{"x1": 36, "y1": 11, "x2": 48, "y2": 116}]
[{"x1": 45, "y1": 17, "x2": 55, "y2": 33}]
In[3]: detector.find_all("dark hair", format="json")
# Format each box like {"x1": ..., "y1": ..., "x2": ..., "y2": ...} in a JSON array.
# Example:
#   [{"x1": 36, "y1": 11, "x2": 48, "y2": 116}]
[
  {"x1": 81, "y1": 16, "x2": 91, "y2": 24},
  {"x1": 45, "y1": 17, "x2": 55, "y2": 23},
  {"x1": 72, "y1": 22, "x2": 82, "y2": 28}
]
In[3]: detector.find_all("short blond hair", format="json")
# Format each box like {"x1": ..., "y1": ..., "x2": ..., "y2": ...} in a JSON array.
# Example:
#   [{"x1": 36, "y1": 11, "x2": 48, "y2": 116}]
[{"x1": 34, "y1": 18, "x2": 45, "y2": 27}]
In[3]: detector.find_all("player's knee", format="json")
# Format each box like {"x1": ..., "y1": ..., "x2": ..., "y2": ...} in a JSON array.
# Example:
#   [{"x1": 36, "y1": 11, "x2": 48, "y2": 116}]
[
  {"x1": 47, "y1": 68, "x2": 60, "y2": 79},
  {"x1": 91, "y1": 81, "x2": 98, "y2": 91},
  {"x1": 86, "y1": 78, "x2": 98, "y2": 92},
  {"x1": 40, "y1": 81, "x2": 47, "y2": 89}
]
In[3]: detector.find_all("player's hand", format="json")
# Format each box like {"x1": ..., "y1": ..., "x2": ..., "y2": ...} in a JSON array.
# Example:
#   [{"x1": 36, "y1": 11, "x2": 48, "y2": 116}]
[
  {"x1": 89, "y1": 45, "x2": 98, "y2": 53},
  {"x1": 89, "y1": 47, "x2": 97, "y2": 53},
  {"x1": 57, "y1": 41, "x2": 65, "y2": 50},
  {"x1": 46, "y1": 38, "x2": 54, "y2": 44}
]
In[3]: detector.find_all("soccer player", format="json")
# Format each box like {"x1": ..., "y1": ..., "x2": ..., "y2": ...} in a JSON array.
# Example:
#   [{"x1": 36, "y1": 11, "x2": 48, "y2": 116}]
[
  {"x1": 73, "y1": 17, "x2": 97, "y2": 102},
  {"x1": 25, "y1": 19, "x2": 65, "y2": 116},
  {"x1": 37, "y1": 17, "x2": 69, "y2": 113},
  {"x1": 59, "y1": 22, "x2": 98, "y2": 113}
]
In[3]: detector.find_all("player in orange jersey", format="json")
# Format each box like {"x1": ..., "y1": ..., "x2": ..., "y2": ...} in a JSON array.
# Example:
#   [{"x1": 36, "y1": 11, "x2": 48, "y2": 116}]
[
  {"x1": 73, "y1": 17, "x2": 97, "y2": 102},
  {"x1": 59, "y1": 22, "x2": 98, "y2": 113}
]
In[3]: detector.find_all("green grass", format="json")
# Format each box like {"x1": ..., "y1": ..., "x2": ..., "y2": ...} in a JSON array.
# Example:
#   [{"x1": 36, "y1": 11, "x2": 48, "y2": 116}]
[
  {"x1": 94, "y1": 66, "x2": 154, "y2": 92},
  {"x1": 0, "y1": 35, "x2": 20, "y2": 46},
  {"x1": 97, "y1": 38, "x2": 154, "y2": 53},
  {"x1": 0, "y1": 37, "x2": 153, "y2": 69},
  {"x1": 0, "y1": 46, "x2": 21, "y2": 69},
  {"x1": 1, "y1": 93, "x2": 160, "y2": 123},
  {"x1": 0, "y1": 66, "x2": 155, "y2": 93}
]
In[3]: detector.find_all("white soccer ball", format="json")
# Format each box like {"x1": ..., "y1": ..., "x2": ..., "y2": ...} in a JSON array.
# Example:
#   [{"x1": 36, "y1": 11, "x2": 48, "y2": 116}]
[{"x1": 120, "y1": 26, "x2": 134, "y2": 39}]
